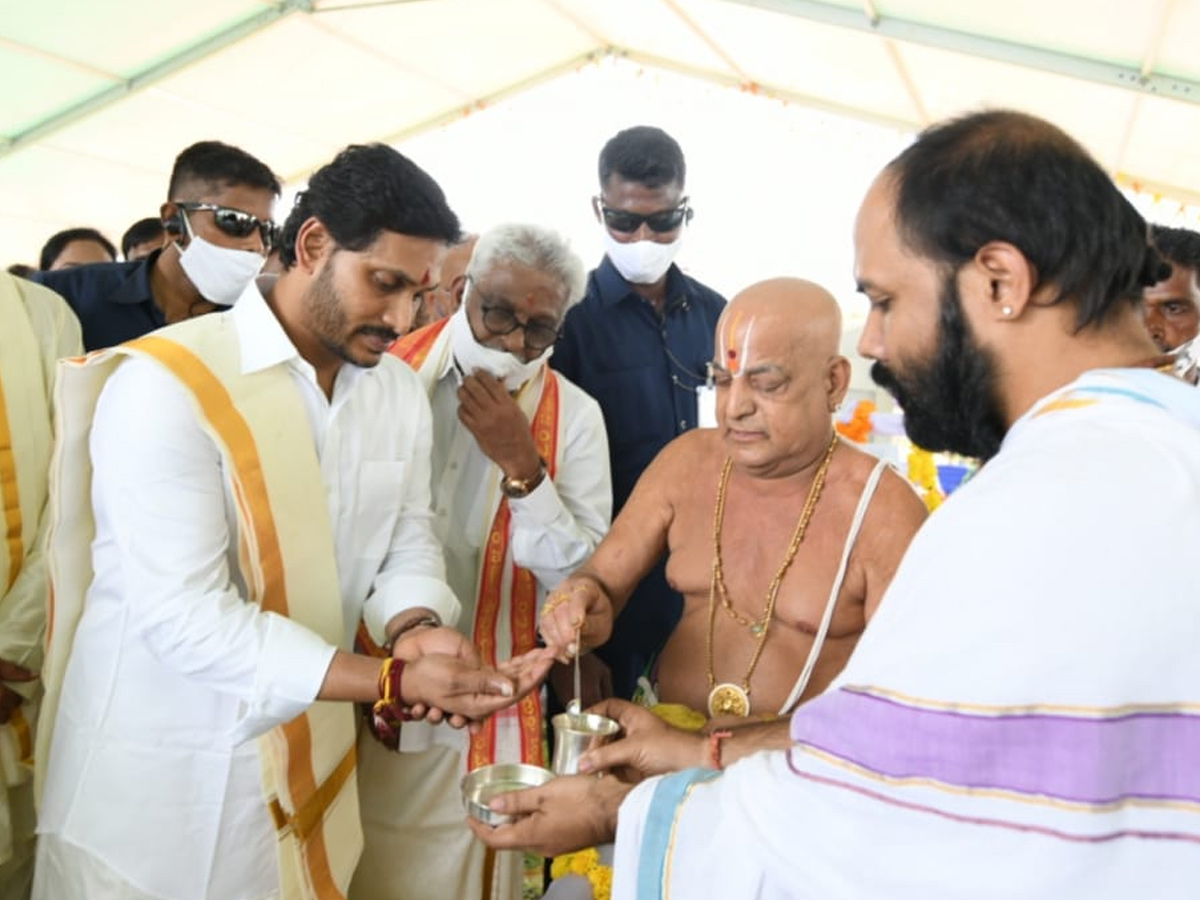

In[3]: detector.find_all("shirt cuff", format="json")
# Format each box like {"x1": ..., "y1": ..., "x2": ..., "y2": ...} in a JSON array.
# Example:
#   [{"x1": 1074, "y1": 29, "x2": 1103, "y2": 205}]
[
  {"x1": 231, "y1": 612, "x2": 337, "y2": 745},
  {"x1": 506, "y1": 474, "x2": 567, "y2": 527},
  {"x1": 363, "y1": 575, "x2": 462, "y2": 644}
]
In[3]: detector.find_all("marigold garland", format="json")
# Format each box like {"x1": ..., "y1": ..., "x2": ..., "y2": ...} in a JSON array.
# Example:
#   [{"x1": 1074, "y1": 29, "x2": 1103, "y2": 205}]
[
  {"x1": 834, "y1": 399, "x2": 876, "y2": 443},
  {"x1": 907, "y1": 447, "x2": 943, "y2": 511}
]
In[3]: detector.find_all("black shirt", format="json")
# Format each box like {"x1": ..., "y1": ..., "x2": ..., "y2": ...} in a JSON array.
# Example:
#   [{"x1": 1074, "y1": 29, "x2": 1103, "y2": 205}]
[
  {"x1": 33, "y1": 250, "x2": 166, "y2": 350},
  {"x1": 551, "y1": 256, "x2": 726, "y2": 698}
]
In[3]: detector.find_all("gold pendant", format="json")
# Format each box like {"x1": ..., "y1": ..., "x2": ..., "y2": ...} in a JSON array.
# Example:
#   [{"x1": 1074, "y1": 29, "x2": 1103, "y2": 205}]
[{"x1": 707, "y1": 683, "x2": 750, "y2": 718}]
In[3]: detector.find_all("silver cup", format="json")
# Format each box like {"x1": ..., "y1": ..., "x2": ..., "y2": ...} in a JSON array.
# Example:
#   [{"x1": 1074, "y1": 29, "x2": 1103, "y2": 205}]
[{"x1": 550, "y1": 711, "x2": 620, "y2": 775}]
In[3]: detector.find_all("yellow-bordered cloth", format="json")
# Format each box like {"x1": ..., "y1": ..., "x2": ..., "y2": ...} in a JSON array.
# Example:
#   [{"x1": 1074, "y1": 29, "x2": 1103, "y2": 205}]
[
  {"x1": 37, "y1": 313, "x2": 361, "y2": 900},
  {"x1": 0, "y1": 273, "x2": 75, "y2": 866}
]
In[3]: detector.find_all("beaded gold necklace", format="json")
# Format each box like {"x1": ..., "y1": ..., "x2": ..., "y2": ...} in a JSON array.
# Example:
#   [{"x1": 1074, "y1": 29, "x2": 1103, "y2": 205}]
[{"x1": 706, "y1": 434, "x2": 838, "y2": 718}]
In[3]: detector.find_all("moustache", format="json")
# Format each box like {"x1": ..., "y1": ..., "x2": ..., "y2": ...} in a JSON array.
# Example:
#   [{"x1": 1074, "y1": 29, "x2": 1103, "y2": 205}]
[{"x1": 357, "y1": 325, "x2": 399, "y2": 343}]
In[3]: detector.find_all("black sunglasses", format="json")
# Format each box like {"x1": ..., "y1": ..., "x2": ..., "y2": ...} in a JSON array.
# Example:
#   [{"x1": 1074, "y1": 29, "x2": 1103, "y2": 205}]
[
  {"x1": 467, "y1": 278, "x2": 561, "y2": 352},
  {"x1": 597, "y1": 199, "x2": 692, "y2": 234},
  {"x1": 175, "y1": 202, "x2": 279, "y2": 251}
]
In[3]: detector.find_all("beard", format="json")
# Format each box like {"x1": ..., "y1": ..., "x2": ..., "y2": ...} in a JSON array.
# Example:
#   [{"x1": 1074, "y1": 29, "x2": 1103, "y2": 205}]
[
  {"x1": 304, "y1": 260, "x2": 397, "y2": 368},
  {"x1": 870, "y1": 275, "x2": 1008, "y2": 462}
]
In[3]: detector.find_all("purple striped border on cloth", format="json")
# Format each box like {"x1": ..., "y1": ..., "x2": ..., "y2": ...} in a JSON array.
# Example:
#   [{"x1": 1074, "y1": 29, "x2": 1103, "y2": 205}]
[{"x1": 790, "y1": 687, "x2": 1200, "y2": 807}]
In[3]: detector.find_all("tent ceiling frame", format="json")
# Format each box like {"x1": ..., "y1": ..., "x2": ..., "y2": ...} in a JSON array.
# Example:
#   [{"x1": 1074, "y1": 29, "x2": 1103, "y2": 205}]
[
  {"x1": 724, "y1": 0, "x2": 1200, "y2": 106},
  {"x1": 0, "y1": 0, "x2": 316, "y2": 158}
]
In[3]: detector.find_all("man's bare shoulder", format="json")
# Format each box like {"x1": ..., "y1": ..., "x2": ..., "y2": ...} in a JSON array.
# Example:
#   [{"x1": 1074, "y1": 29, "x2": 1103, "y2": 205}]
[
  {"x1": 838, "y1": 446, "x2": 926, "y2": 548},
  {"x1": 650, "y1": 429, "x2": 724, "y2": 478},
  {"x1": 623, "y1": 429, "x2": 723, "y2": 514}
]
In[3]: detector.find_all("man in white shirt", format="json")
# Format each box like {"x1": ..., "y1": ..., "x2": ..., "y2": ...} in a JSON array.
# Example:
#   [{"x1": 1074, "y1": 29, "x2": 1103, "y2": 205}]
[
  {"x1": 34, "y1": 145, "x2": 550, "y2": 900},
  {"x1": 351, "y1": 223, "x2": 611, "y2": 900},
  {"x1": 471, "y1": 112, "x2": 1200, "y2": 899}
]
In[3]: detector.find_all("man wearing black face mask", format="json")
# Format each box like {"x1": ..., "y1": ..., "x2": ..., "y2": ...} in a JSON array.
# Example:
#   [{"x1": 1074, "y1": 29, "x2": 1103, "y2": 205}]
[
  {"x1": 34, "y1": 141, "x2": 280, "y2": 350},
  {"x1": 551, "y1": 125, "x2": 726, "y2": 706}
]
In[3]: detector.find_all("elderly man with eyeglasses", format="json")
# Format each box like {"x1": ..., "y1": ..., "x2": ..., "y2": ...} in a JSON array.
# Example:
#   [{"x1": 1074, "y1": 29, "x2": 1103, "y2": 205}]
[
  {"x1": 34, "y1": 140, "x2": 281, "y2": 350},
  {"x1": 349, "y1": 223, "x2": 613, "y2": 900}
]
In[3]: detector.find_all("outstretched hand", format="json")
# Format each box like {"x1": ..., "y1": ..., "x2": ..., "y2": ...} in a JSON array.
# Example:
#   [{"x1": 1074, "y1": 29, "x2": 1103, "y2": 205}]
[
  {"x1": 401, "y1": 653, "x2": 518, "y2": 723},
  {"x1": 466, "y1": 773, "x2": 630, "y2": 857},
  {"x1": 398, "y1": 639, "x2": 555, "y2": 731},
  {"x1": 578, "y1": 699, "x2": 707, "y2": 781},
  {"x1": 496, "y1": 646, "x2": 556, "y2": 697},
  {"x1": 391, "y1": 626, "x2": 486, "y2": 728}
]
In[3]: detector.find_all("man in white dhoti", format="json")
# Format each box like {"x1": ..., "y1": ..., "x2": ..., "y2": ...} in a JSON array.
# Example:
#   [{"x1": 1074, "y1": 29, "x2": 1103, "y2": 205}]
[
  {"x1": 0, "y1": 274, "x2": 81, "y2": 900},
  {"x1": 351, "y1": 223, "x2": 611, "y2": 900},
  {"x1": 471, "y1": 110, "x2": 1200, "y2": 899},
  {"x1": 33, "y1": 144, "x2": 549, "y2": 900}
]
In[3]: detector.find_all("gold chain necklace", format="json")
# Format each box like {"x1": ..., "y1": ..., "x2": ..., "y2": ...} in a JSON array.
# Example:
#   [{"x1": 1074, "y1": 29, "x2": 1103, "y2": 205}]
[{"x1": 706, "y1": 434, "x2": 838, "y2": 718}]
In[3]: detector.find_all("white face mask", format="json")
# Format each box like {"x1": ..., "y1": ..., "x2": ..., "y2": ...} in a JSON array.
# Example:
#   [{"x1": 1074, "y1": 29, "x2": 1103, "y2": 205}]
[
  {"x1": 602, "y1": 228, "x2": 683, "y2": 285},
  {"x1": 448, "y1": 303, "x2": 552, "y2": 391},
  {"x1": 175, "y1": 235, "x2": 265, "y2": 306}
]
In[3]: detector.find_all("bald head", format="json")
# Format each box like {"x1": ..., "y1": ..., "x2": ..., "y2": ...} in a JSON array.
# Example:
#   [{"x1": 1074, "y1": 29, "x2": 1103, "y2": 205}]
[
  {"x1": 711, "y1": 277, "x2": 851, "y2": 477},
  {"x1": 718, "y1": 278, "x2": 842, "y2": 371}
]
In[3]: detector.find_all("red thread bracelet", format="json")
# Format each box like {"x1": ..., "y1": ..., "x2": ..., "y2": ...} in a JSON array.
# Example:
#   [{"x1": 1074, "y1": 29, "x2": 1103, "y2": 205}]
[
  {"x1": 708, "y1": 729, "x2": 733, "y2": 770},
  {"x1": 370, "y1": 657, "x2": 411, "y2": 750}
]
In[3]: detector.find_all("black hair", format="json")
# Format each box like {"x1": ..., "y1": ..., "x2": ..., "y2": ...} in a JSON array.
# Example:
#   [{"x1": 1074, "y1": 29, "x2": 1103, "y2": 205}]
[
  {"x1": 38, "y1": 227, "x2": 117, "y2": 271},
  {"x1": 121, "y1": 217, "x2": 166, "y2": 258},
  {"x1": 168, "y1": 140, "x2": 281, "y2": 200},
  {"x1": 1149, "y1": 224, "x2": 1200, "y2": 276},
  {"x1": 277, "y1": 143, "x2": 460, "y2": 269},
  {"x1": 7, "y1": 263, "x2": 34, "y2": 278},
  {"x1": 598, "y1": 126, "x2": 686, "y2": 190},
  {"x1": 886, "y1": 109, "x2": 1165, "y2": 331}
]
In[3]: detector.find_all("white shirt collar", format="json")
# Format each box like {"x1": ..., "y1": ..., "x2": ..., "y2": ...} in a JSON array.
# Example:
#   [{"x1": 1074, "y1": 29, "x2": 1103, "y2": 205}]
[
  {"x1": 231, "y1": 275, "x2": 300, "y2": 376},
  {"x1": 230, "y1": 275, "x2": 370, "y2": 400}
]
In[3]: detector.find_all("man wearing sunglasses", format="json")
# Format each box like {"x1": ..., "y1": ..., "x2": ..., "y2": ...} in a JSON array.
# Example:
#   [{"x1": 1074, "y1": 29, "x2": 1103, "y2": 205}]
[
  {"x1": 34, "y1": 140, "x2": 280, "y2": 350},
  {"x1": 351, "y1": 223, "x2": 611, "y2": 900},
  {"x1": 551, "y1": 126, "x2": 726, "y2": 706}
]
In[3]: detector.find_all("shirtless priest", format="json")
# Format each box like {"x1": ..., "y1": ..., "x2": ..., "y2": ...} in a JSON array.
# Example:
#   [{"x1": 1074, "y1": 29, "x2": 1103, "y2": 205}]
[{"x1": 540, "y1": 277, "x2": 927, "y2": 728}]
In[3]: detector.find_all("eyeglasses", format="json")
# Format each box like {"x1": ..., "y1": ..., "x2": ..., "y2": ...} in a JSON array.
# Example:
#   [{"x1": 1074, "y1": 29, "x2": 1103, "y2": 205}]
[
  {"x1": 596, "y1": 199, "x2": 692, "y2": 234},
  {"x1": 467, "y1": 278, "x2": 561, "y2": 351},
  {"x1": 175, "y1": 202, "x2": 280, "y2": 251}
]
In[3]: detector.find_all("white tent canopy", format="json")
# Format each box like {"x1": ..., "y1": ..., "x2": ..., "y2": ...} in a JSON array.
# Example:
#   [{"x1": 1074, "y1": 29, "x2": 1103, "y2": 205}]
[{"x1": 2, "y1": 0, "x2": 1199, "y2": 267}]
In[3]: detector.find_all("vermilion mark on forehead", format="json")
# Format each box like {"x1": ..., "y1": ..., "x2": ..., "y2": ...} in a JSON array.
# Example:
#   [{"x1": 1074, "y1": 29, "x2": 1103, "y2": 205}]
[
  {"x1": 419, "y1": 268, "x2": 431, "y2": 286},
  {"x1": 723, "y1": 309, "x2": 745, "y2": 375}
]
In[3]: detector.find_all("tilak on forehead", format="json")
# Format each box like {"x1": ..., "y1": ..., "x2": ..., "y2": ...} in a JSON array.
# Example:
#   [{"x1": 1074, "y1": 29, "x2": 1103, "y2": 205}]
[
  {"x1": 419, "y1": 268, "x2": 432, "y2": 287},
  {"x1": 717, "y1": 308, "x2": 757, "y2": 377}
]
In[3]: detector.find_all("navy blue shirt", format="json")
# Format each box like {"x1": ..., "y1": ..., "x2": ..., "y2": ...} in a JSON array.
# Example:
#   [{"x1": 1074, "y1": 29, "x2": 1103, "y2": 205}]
[
  {"x1": 33, "y1": 251, "x2": 166, "y2": 350},
  {"x1": 551, "y1": 256, "x2": 726, "y2": 698}
]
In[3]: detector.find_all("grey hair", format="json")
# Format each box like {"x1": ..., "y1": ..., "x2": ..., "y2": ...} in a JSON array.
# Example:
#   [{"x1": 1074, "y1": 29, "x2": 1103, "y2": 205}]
[{"x1": 465, "y1": 222, "x2": 587, "y2": 312}]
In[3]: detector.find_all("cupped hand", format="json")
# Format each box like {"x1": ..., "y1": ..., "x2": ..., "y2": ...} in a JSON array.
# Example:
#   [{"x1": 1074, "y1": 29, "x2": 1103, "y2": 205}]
[{"x1": 401, "y1": 654, "x2": 517, "y2": 722}]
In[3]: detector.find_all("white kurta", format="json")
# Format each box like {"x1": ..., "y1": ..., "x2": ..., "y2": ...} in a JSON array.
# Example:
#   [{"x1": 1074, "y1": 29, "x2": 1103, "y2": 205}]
[
  {"x1": 353, "y1": 330, "x2": 612, "y2": 900},
  {"x1": 614, "y1": 368, "x2": 1200, "y2": 899},
  {"x1": 35, "y1": 281, "x2": 459, "y2": 900},
  {"x1": 0, "y1": 274, "x2": 80, "y2": 900}
]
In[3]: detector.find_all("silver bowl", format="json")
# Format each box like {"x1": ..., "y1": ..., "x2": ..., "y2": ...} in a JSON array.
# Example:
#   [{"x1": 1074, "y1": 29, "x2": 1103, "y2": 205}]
[{"x1": 461, "y1": 762, "x2": 555, "y2": 826}]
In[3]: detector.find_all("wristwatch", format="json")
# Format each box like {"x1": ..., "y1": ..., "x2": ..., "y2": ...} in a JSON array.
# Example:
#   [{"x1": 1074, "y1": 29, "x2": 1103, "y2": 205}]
[{"x1": 500, "y1": 461, "x2": 547, "y2": 499}]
